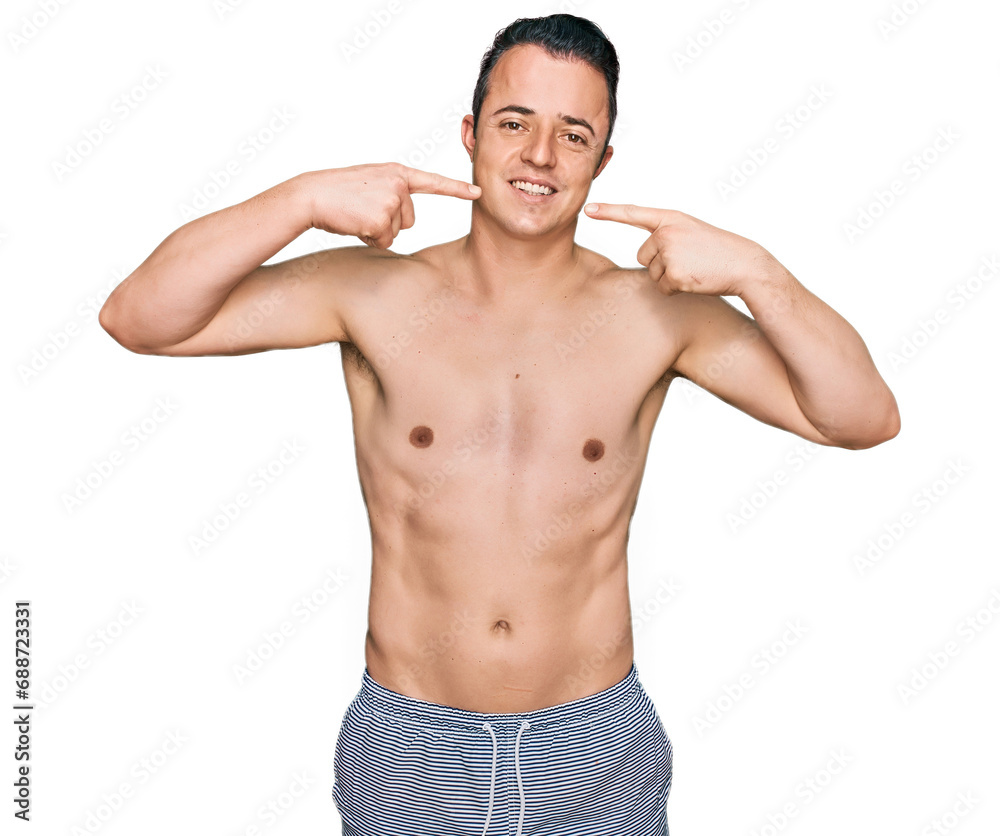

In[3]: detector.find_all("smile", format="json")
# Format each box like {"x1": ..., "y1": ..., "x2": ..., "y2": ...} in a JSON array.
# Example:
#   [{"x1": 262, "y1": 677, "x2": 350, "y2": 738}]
[{"x1": 509, "y1": 179, "x2": 556, "y2": 197}]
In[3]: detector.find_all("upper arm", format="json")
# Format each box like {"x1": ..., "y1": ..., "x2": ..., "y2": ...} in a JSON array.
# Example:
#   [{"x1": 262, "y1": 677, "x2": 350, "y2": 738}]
[
  {"x1": 138, "y1": 246, "x2": 386, "y2": 357},
  {"x1": 668, "y1": 293, "x2": 836, "y2": 446}
]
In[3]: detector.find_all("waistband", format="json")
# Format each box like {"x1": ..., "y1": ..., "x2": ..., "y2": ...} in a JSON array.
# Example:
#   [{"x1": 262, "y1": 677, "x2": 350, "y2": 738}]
[{"x1": 356, "y1": 662, "x2": 642, "y2": 735}]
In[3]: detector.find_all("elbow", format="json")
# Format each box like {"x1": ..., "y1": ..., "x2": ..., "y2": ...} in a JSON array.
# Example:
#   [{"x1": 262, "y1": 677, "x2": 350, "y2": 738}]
[
  {"x1": 872, "y1": 394, "x2": 902, "y2": 446},
  {"x1": 99, "y1": 303, "x2": 131, "y2": 350},
  {"x1": 838, "y1": 399, "x2": 901, "y2": 450},
  {"x1": 99, "y1": 303, "x2": 151, "y2": 354},
  {"x1": 98, "y1": 303, "x2": 125, "y2": 345},
  {"x1": 99, "y1": 274, "x2": 151, "y2": 353},
  {"x1": 98, "y1": 302, "x2": 117, "y2": 339},
  {"x1": 882, "y1": 403, "x2": 902, "y2": 442}
]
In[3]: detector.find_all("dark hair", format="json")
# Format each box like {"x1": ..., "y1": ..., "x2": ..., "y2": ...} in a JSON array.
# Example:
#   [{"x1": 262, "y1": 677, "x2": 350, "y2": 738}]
[{"x1": 472, "y1": 14, "x2": 619, "y2": 156}]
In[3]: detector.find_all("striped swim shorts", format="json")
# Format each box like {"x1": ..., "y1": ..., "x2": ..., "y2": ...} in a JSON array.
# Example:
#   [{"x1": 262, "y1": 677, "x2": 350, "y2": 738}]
[{"x1": 332, "y1": 661, "x2": 673, "y2": 835}]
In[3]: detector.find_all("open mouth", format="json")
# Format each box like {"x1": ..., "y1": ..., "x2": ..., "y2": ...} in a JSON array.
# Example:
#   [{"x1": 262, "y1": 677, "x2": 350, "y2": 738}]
[{"x1": 509, "y1": 179, "x2": 557, "y2": 198}]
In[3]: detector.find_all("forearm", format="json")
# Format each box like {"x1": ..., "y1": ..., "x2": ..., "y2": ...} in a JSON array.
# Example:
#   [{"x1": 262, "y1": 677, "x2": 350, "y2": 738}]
[
  {"x1": 740, "y1": 256, "x2": 900, "y2": 448},
  {"x1": 100, "y1": 173, "x2": 313, "y2": 350}
]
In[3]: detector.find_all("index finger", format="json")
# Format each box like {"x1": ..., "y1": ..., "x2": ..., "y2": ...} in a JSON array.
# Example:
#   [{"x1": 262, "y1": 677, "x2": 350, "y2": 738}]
[
  {"x1": 584, "y1": 202, "x2": 672, "y2": 232},
  {"x1": 404, "y1": 166, "x2": 482, "y2": 199}
]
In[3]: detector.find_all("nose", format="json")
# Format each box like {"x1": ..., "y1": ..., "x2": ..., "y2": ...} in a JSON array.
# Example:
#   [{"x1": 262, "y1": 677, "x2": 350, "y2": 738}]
[{"x1": 521, "y1": 127, "x2": 556, "y2": 168}]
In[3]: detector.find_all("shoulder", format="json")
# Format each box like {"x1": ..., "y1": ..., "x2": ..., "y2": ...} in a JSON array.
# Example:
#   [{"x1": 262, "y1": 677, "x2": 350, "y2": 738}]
[
  {"x1": 580, "y1": 249, "x2": 755, "y2": 361},
  {"x1": 585, "y1": 249, "x2": 745, "y2": 325},
  {"x1": 574, "y1": 246, "x2": 643, "y2": 297},
  {"x1": 579, "y1": 248, "x2": 679, "y2": 315},
  {"x1": 312, "y1": 241, "x2": 436, "y2": 297}
]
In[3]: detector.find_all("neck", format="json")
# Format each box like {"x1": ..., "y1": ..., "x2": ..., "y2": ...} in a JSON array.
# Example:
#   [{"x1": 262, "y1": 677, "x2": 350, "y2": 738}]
[{"x1": 458, "y1": 207, "x2": 584, "y2": 302}]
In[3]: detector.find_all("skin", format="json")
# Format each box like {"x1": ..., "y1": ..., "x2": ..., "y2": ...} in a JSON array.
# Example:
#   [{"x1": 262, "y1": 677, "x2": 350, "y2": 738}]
[{"x1": 100, "y1": 44, "x2": 900, "y2": 712}]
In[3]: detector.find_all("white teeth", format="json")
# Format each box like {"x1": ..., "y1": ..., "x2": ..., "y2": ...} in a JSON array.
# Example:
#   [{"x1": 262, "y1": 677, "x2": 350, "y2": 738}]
[{"x1": 512, "y1": 180, "x2": 554, "y2": 196}]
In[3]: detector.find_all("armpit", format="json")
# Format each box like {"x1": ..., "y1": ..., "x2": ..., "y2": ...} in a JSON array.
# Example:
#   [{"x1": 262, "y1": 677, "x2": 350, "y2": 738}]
[
  {"x1": 340, "y1": 341, "x2": 378, "y2": 383},
  {"x1": 652, "y1": 367, "x2": 683, "y2": 392}
]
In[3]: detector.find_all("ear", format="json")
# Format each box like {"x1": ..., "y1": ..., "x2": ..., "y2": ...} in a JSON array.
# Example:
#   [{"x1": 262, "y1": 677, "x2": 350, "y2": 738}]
[
  {"x1": 593, "y1": 144, "x2": 614, "y2": 179},
  {"x1": 461, "y1": 114, "x2": 476, "y2": 162}
]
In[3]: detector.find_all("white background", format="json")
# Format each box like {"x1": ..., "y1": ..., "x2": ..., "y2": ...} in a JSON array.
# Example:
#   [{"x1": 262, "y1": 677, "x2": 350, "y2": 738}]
[{"x1": 4, "y1": 0, "x2": 998, "y2": 834}]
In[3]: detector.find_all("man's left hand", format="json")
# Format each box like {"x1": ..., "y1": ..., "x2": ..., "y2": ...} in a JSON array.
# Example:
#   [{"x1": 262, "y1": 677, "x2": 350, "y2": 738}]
[{"x1": 584, "y1": 202, "x2": 774, "y2": 297}]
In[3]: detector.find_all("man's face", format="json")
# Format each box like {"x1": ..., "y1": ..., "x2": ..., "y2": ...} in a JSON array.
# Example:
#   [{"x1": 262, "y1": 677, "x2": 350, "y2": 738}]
[{"x1": 461, "y1": 44, "x2": 614, "y2": 240}]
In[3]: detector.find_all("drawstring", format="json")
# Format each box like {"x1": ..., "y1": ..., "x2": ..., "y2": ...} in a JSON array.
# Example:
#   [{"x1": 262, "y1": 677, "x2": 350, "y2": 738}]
[
  {"x1": 514, "y1": 719, "x2": 531, "y2": 836},
  {"x1": 481, "y1": 722, "x2": 497, "y2": 836},
  {"x1": 481, "y1": 719, "x2": 532, "y2": 836}
]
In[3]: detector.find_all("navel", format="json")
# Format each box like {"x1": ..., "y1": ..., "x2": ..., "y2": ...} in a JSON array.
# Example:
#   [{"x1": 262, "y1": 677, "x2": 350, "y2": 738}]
[
  {"x1": 582, "y1": 438, "x2": 605, "y2": 462},
  {"x1": 492, "y1": 620, "x2": 510, "y2": 632},
  {"x1": 409, "y1": 425, "x2": 434, "y2": 448}
]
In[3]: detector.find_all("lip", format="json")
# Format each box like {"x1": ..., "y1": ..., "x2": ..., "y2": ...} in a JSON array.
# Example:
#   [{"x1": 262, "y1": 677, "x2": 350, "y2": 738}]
[{"x1": 508, "y1": 177, "x2": 559, "y2": 200}]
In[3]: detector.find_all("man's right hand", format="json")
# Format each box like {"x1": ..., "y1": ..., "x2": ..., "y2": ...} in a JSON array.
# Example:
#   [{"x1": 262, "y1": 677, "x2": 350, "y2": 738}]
[{"x1": 304, "y1": 163, "x2": 481, "y2": 249}]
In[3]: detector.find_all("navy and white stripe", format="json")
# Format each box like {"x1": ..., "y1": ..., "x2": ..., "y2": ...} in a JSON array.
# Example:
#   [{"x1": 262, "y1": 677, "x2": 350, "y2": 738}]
[{"x1": 333, "y1": 661, "x2": 673, "y2": 835}]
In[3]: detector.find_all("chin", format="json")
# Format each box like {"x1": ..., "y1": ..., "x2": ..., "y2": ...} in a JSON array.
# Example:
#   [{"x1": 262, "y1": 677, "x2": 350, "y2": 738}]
[
  {"x1": 478, "y1": 203, "x2": 566, "y2": 239},
  {"x1": 498, "y1": 217, "x2": 562, "y2": 239}
]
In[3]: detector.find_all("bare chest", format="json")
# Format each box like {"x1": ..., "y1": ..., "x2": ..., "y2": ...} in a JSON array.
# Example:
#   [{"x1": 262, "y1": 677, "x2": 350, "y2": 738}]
[{"x1": 342, "y1": 275, "x2": 673, "y2": 479}]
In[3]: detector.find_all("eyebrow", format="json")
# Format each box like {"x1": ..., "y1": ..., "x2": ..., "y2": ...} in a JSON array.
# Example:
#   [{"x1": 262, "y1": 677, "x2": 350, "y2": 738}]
[{"x1": 490, "y1": 104, "x2": 595, "y2": 137}]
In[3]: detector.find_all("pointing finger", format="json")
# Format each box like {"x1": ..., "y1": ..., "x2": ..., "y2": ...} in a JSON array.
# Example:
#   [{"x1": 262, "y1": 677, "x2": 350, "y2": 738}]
[
  {"x1": 584, "y1": 202, "x2": 671, "y2": 232},
  {"x1": 648, "y1": 253, "x2": 668, "y2": 286},
  {"x1": 405, "y1": 166, "x2": 482, "y2": 199},
  {"x1": 400, "y1": 193, "x2": 416, "y2": 230},
  {"x1": 636, "y1": 233, "x2": 659, "y2": 268}
]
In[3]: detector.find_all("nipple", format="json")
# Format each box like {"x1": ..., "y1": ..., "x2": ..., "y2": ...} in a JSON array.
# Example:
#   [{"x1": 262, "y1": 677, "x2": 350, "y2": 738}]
[
  {"x1": 582, "y1": 438, "x2": 605, "y2": 462},
  {"x1": 409, "y1": 425, "x2": 434, "y2": 448}
]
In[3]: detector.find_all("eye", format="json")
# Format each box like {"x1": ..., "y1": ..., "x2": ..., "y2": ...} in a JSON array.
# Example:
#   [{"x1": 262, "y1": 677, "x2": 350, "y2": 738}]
[
  {"x1": 501, "y1": 120, "x2": 523, "y2": 131},
  {"x1": 566, "y1": 133, "x2": 585, "y2": 144}
]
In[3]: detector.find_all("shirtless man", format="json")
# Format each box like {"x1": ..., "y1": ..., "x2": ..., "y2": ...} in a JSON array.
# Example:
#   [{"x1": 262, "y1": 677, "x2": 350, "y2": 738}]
[{"x1": 99, "y1": 14, "x2": 899, "y2": 836}]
